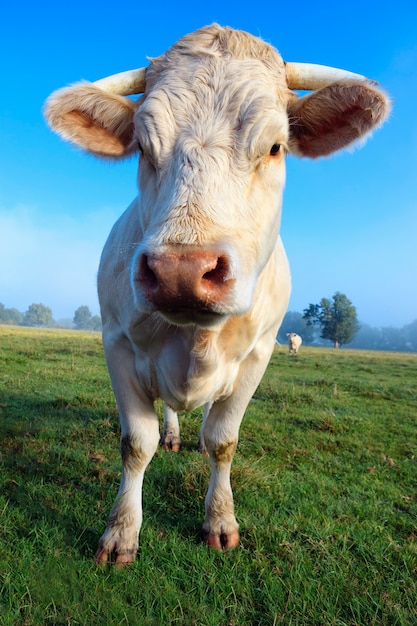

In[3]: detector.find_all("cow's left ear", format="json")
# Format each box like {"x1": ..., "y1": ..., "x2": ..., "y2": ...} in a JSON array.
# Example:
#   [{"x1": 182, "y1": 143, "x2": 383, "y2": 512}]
[
  {"x1": 44, "y1": 83, "x2": 139, "y2": 159},
  {"x1": 287, "y1": 81, "x2": 390, "y2": 158}
]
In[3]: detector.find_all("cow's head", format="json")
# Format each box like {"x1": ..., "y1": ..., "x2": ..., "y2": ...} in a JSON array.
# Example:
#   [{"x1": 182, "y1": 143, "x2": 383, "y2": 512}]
[{"x1": 44, "y1": 24, "x2": 390, "y2": 327}]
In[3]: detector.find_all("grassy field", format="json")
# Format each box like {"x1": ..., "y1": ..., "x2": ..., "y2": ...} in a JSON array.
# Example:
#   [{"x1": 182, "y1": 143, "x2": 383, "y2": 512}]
[{"x1": 1, "y1": 325, "x2": 416, "y2": 625}]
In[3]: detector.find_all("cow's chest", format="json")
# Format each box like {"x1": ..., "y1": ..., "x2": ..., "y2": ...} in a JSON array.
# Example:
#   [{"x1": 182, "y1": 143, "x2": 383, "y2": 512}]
[{"x1": 132, "y1": 323, "x2": 241, "y2": 411}]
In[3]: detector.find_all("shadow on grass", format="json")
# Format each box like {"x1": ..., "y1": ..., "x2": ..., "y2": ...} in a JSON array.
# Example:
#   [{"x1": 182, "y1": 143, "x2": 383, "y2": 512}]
[{"x1": 1, "y1": 392, "x2": 209, "y2": 559}]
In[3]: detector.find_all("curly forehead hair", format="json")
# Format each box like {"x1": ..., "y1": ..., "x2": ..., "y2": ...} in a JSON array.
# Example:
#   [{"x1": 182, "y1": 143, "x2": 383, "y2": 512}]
[{"x1": 146, "y1": 23, "x2": 285, "y2": 81}]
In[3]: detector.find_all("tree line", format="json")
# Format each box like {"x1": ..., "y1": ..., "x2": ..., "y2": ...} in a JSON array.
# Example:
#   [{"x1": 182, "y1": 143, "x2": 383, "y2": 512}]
[
  {"x1": 0, "y1": 303, "x2": 102, "y2": 331},
  {"x1": 278, "y1": 292, "x2": 417, "y2": 353},
  {"x1": 2, "y1": 293, "x2": 416, "y2": 352}
]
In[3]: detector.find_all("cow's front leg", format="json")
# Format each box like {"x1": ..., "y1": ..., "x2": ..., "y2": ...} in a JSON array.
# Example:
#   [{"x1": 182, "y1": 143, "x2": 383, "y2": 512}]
[
  {"x1": 95, "y1": 339, "x2": 159, "y2": 567},
  {"x1": 202, "y1": 411, "x2": 240, "y2": 549},
  {"x1": 96, "y1": 409, "x2": 159, "y2": 567},
  {"x1": 202, "y1": 342, "x2": 275, "y2": 549}
]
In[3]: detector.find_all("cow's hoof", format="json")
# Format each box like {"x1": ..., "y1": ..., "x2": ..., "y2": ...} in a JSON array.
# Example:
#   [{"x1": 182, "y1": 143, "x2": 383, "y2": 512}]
[
  {"x1": 162, "y1": 442, "x2": 180, "y2": 452},
  {"x1": 203, "y1": 530, "x2": 240, "y2": 550},
  {"x1": 198, "y1": 441, "x2": 209, "y2": 458},
  {"x1": 161, "y1": 435, "x2": 181, "y2": 452},
  {"x1": 95, "y1": 547, "x2": 136, "y2": 568}
]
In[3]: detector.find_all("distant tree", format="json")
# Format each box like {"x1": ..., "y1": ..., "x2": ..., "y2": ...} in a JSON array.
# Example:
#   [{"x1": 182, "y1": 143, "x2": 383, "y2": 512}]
[
  {"x1": 73, "y1": 305, "x2": 92, "y2": 330},
  {"x1": 23, "y1": 303, "x2": 53, "y2": 327},
  {"x1": 403, "y1": 319, "x2": 417, "y2": 352},
  {"x1": 73, "y1": 306, "x2": 102, "y2": 331},
  {"x1": 349, "y1": 323, "x2": 382, "y2": 350},
  {"x1": 379, "y1": 326, "x2": 407, "y2": 352},
  {"x1": 7, "y1": 308, "x2": 23, "y2": 325},
  {"x1": 347, "y1": 319, "x2": 417, "y2": 352},
  {"x1": 303, "y1": 292, "x2": 360, "y2": 348},
  {"x1": 277, "y1": 311, "x2": 315, "y2": 344},
  {"x1": 90, "y1": 315, "x2": 102, "y2": 332},
  {"x1": 0, "y1": 303, "x2": 23, "y2": 325}
]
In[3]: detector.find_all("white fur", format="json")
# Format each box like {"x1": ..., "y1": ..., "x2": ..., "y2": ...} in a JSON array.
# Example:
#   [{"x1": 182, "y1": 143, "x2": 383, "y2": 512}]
[
  {"x1": 43, "y1": 24, "x2": 390, "y2": 564},
  {"x1": 287, "y1": 332, "x2": 302, "y2": 354}
]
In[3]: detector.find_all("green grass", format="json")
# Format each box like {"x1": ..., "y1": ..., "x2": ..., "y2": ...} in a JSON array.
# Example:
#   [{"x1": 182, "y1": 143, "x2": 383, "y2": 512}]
[{"x1": 1, "y1": 326, "x2": 416, "y2": 625}]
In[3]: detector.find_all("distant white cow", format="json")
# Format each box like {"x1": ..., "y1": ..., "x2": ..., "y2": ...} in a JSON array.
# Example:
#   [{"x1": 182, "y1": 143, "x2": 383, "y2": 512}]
[
  {"x1": 287, "y1": 332, "x2": 302, "y2": 354},
  {"x1": 44, "y1": 24, "x2": 390, "y2": 565}
]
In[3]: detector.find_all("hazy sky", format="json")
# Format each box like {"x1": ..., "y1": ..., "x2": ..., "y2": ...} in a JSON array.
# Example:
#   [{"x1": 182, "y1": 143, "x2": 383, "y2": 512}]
[{"x1": 1, "y1": 1, "x2": 416, "y2": 327}]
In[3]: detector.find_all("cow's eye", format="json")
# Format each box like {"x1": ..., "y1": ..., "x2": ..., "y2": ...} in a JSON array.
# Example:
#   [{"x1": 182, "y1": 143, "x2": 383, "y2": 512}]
[
  {"x1": 270, "y1": 143, "x2": 281, "y2": 156},
  {"x1": 138, "y1": 141, "x2": 144, "y2": 154}
]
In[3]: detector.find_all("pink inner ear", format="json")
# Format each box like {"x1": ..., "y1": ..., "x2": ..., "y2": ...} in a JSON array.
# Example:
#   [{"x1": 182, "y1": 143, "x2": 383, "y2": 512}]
[
  {"x1": 44, "y1": 83, "x2": 138, "y2": 159},
  {"x1": 66, "y1": 110, "x2": 134, "y2": 157},
  {"x1": 287, "y1": 82, "x2": 390, "y2": 158}
]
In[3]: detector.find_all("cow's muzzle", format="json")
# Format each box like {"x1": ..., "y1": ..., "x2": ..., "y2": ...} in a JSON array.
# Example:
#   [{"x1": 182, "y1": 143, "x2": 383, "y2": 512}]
[{"x1": 135, "y1": 247, "x2": 235, "y2": 325}]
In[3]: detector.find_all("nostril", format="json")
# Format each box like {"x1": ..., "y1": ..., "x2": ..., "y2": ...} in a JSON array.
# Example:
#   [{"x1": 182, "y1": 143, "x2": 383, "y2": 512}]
[
  {"x1": 136, "y1": 249, "x2": 234, "y2": 315},
  {"x1": 137, "y1": 254, "x2": 158, "y2": 290},
  {"x1": 202, "y1": 255, "x2": 230, "y2": 286}
]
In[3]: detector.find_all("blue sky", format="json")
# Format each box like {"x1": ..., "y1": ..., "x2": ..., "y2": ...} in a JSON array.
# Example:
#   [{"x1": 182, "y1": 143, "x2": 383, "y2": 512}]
[{"x1": 1, "y1": 1, "x2": 416, "y2": 327}]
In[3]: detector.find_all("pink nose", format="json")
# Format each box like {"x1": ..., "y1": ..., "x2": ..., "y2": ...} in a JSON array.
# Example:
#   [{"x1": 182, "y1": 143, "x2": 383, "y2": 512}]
[{"x1": 137, "y1": 248, "x2": 233, "y2": 315}]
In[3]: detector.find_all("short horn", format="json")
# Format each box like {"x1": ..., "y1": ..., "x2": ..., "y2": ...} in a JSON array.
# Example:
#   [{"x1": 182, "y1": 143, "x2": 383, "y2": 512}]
[
  {"x1": 93, "y1": 68, "x2": 146, "y2": 95},
  {"x1": 285, "y1": 62, "x2": 370, "y2": 90}
]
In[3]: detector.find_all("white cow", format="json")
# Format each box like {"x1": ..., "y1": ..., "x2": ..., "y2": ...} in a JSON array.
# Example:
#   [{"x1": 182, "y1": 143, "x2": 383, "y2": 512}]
[
  {"x1": 44, "y1": 24, "x2": 390, "y2": 565},
  {"x1": 287, "y1": 332, "x2": 302, "y2": 354}
]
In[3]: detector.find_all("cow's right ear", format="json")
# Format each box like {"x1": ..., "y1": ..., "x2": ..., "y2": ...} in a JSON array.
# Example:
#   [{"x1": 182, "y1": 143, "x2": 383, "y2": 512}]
[
  {"x1": 287, "y1": 81, "x2": 390, "y2": 158},
  {"x1": 44, "y1": 83, "x2": 139, "y2": 159}
]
